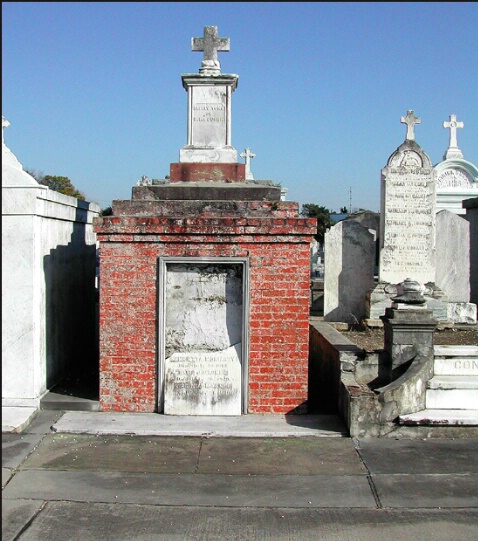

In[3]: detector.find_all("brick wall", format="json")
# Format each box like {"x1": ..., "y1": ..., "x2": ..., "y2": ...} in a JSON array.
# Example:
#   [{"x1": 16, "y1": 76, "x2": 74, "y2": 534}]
[{"x1": 95, "y1": 213, "x2": 316, "y2": 413}]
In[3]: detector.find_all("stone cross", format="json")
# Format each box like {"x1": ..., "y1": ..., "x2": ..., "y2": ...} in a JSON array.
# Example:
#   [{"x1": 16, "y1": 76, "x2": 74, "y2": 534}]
[
  {"x1": 192, "y1": 26, "x2": 230, "y2": 74},
  {"x1": 400, "y1": 110, "x2": 421, "y2": 141},
  {"x1": 443, "y1": 114, "x2": 464, "y2": 159},
  {"x1": 2, "y1": 115, "x2": 10, "y2": 146},
  {"x1": 240, "y1": 147, "x2": 256, "y2": 180}
]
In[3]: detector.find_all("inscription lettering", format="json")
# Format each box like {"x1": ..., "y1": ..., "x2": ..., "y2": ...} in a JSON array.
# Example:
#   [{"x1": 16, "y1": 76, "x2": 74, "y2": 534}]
[
  {"x1": 193, "y1": 103, "x2": 225, "y2": 123},
  {"x1": 436, "y1": 169, "x2": 472, "y2": 189},
  {"x1": 454, "y1": 360, "x2": 478, "y2": 371},
  {"x1": 380, "y1": 166, "x2": 436, "y2": 282}
]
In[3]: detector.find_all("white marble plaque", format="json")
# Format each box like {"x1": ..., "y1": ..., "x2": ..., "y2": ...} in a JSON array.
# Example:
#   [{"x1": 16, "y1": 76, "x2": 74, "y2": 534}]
[
  {"x1": 380, "y1": 166, "x2": 436, "y2": 284},
  {"x1": 163, "y1": 263, "x2": 243, "y2": 415},
  {"x1": 164, "y1": 344, "x2": 242, "y2": 415},
  {"x1": 191, "y1": 86, "x2": 227, "y2": 148}
]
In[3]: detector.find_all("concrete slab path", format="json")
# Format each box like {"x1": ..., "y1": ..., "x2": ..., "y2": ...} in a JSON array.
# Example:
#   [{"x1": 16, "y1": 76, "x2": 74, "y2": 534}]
[{"x1": 3, "y1": 411, "x2": 478, "y2": 541}]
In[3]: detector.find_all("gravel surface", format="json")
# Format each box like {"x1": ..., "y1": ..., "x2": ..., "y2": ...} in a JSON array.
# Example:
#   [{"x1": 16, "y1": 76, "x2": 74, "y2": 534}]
[{"x1": 342, "y1": 327, "x2": 478, "y2": 352}]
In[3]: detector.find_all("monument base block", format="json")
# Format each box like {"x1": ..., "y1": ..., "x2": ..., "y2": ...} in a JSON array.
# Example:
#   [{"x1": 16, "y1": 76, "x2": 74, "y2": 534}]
[
  {"x1": 170, "y1": 162, "x2": 245, "y2": 182},
  {"x1": 447, "y1": 302, "x2": 477, "y2": 324},
  {"x1": 131, "y1": 182, "x2": 281, "y2": 202},
  {"x1": 367, "y1": 281, "x2": 449, "y2": 322}
]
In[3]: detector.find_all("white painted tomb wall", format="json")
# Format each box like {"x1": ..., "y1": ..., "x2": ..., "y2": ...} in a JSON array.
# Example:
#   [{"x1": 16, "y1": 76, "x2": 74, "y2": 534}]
[{"x1": 2, "y1": 120, "x2": 100, "y2": 413}]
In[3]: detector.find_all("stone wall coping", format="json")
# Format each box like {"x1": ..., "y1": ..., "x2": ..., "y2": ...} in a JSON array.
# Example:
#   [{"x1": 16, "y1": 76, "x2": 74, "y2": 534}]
[{"x1": 93, "y1": 215, "x2": 317, "y2": 237}]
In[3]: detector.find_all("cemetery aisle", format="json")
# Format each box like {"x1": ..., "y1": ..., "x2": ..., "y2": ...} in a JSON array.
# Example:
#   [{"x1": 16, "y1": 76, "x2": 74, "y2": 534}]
[{"x1": 2, "y1": 411, "x2": 478, "y2": 541}]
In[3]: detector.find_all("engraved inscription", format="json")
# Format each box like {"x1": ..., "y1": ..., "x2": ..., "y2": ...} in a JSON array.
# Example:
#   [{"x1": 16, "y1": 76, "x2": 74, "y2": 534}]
[
  {"x1": 164, "y1": 345, "x2": 242, "y2": 415},
  {"x1": 380, "y1": 168, "x2": 436, "y2": 283},
  {"x1": 436, "y1": 168, "x2": 472, "y2": 189},
  {"x1": 454, "y1": 360, "x2": 478, "y2": 371},
  {"x1": 193, "y1": 103, "x2": 225, "y2": 123}
]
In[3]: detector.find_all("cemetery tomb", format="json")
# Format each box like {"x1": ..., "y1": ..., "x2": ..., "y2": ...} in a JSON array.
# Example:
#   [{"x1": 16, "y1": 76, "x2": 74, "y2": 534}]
[
  {"x1": 94, "y1": 26, "x2": 316, "y2": 415},
  {"x1": 435, "y1": 114, "x2": 478, "y2": 215}
]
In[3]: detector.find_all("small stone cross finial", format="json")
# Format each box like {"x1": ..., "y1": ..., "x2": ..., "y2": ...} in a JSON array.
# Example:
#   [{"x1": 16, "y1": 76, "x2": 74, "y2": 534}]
[
  {"x1": 443, "y1": 114, "x2": 464, "y2": 160},
  {"x1": 400, "y1": 110, "x2": 421, "y2": 141},
  {"x1": 2, "y1": 115, "x2": 10, "y2": 146},
  {"x1": 192, "y1": 26, "x2": 230, "y2": 74},
  {"x1": 240, "y1": 147, "x2": 256, "y2": 180}
]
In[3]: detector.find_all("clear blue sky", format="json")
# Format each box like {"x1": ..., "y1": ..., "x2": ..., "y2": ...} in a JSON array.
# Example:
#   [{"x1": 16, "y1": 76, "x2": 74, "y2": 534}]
[{"x1": 3, "y1": 2, "x2": 477, "y2": 212}]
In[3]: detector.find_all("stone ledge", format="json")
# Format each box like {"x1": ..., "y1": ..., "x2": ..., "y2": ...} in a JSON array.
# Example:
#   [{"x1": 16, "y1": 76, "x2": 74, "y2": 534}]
[
  {"x1": 2, "y1": 407, "x2": 38, "y2": 433},
  {"x1": 427, "y1": 376, "x2": 478, "y2": 390},
  {"x1": 399, "y1": 409, "x2": 478, "y2": 426},
  {"x1": 93, "y1": 215, "x2": 317, "y2": 237},
  {"x1": 434, "y1": 345, "x2": 478, "y2": 356},
  {"x1": 131, "y1": 183, "x2": 281, "y2": 201},
  {"x1": 113, "y1": 199, "x2": 298, "y2": 217}
]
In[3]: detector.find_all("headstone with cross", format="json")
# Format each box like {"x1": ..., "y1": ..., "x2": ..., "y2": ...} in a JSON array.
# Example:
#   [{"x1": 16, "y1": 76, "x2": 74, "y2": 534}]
[
  {"x1": 192, "y1": 26, "x2": 230, "y2": 75},
  {"x1": 2, "y1": 115, "x2": 10, "y2": 147},
  {"x1": 367, "y1": 110, "x2": 444, "y2": 321},
  {"x1": 443, "y1": 114, "x2": 464, "y2": 160},
  {"x1": 400, "y1": 110, "x2": 421, "y2": 141},
  {"x1": 240, "y1": 147, "x2": 255, "y2": 180}
]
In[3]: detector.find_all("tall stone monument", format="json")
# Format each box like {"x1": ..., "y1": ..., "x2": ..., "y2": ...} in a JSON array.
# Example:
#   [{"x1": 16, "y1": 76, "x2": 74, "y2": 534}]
[
  {"x1": 94, "y1": 26, "x2": 316, "y2": 416},
  {"x1": 434, "y1": 114, "x2": 478, "y2": 215},
  {"x1": 379, "y1": 110, "x2": 435, "y2": 285},
  {"x1": 170, "y1": 26, "x2": 243, "y2": 181},
  {"x1": 367, "y1": 110, "x2": 447, "y2": 321}
]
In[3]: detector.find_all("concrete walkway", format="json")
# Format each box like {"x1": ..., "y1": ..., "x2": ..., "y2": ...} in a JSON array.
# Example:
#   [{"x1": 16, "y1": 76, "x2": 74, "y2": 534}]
[
  {"x1": 3, "y1": 410, "x2": 478, "y2": 541},
  {"x1": 51, "y1": 410, "x2": 349, "y2": 437}
]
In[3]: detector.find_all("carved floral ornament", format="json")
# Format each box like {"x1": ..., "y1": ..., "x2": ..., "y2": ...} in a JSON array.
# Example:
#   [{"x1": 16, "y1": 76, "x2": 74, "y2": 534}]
[
  {"x1": 386, "y1": 144, "x2": 432, "y2": 170},
  {"x1": 399, "y1": 151, "x2": 423, "y2": 168}
]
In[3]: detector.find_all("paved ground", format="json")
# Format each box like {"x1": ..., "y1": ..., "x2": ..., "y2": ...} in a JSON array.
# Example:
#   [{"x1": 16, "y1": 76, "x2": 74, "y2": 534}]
[{"x1": 3, "y1": 410, "x2": 478, "y2": 541}]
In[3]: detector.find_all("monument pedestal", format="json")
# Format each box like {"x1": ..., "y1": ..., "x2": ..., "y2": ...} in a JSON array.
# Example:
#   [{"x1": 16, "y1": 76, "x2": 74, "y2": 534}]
[
  {"x1": 382, "y1": 306, "x2": 437, "y2": 376},
  {"x1": 179, "y1": 72, "x2": 239, "y2": 164},
  {"x1": 366, "y1": 281, "x2": 448, "y2": 322},
  {"x1": 169, "y1": 162, "x2": 245, "y2": 182},
  {"x1": 130, "y1": 182, "x2": 281, "y2": 202}
]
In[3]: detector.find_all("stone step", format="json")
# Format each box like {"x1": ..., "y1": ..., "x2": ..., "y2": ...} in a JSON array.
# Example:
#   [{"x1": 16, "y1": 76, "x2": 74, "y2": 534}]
[
  {"x1": 433, "y1": 345, "x2": 478, "y2": 376},
  {"x1": 434, "y1": 345, "x2": 478, "y2": 357},
  {"x1": 399, "y1": 409, "x2": 478, "y2": 426},
  {"x1": 428, "y1": 376, "x2": 478, "y2": 390},
  {"x1": 426, "y1": 388, "x2": 478, "y2": 410},
  {"x1": 40, "y1": 391, "x2": 100, "y2": 412}
]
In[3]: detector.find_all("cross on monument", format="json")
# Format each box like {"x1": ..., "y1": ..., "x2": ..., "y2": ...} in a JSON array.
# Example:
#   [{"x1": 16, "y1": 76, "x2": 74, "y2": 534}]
[
  {"x1": 400, "y1": 110, "x2": 421, "y2": 141},
  {"x1": 2, "y1": 115, "x2": 10, "y2": 146},
  {"x1": 443, "y1": 114, "x2": 464, "y2": 159},
  {"x1": 192, "y1": 26, "x2": 230, "y2": 74},
  {"x1": 240, "y1": 147, "x2": 256, "y2": 180}
]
